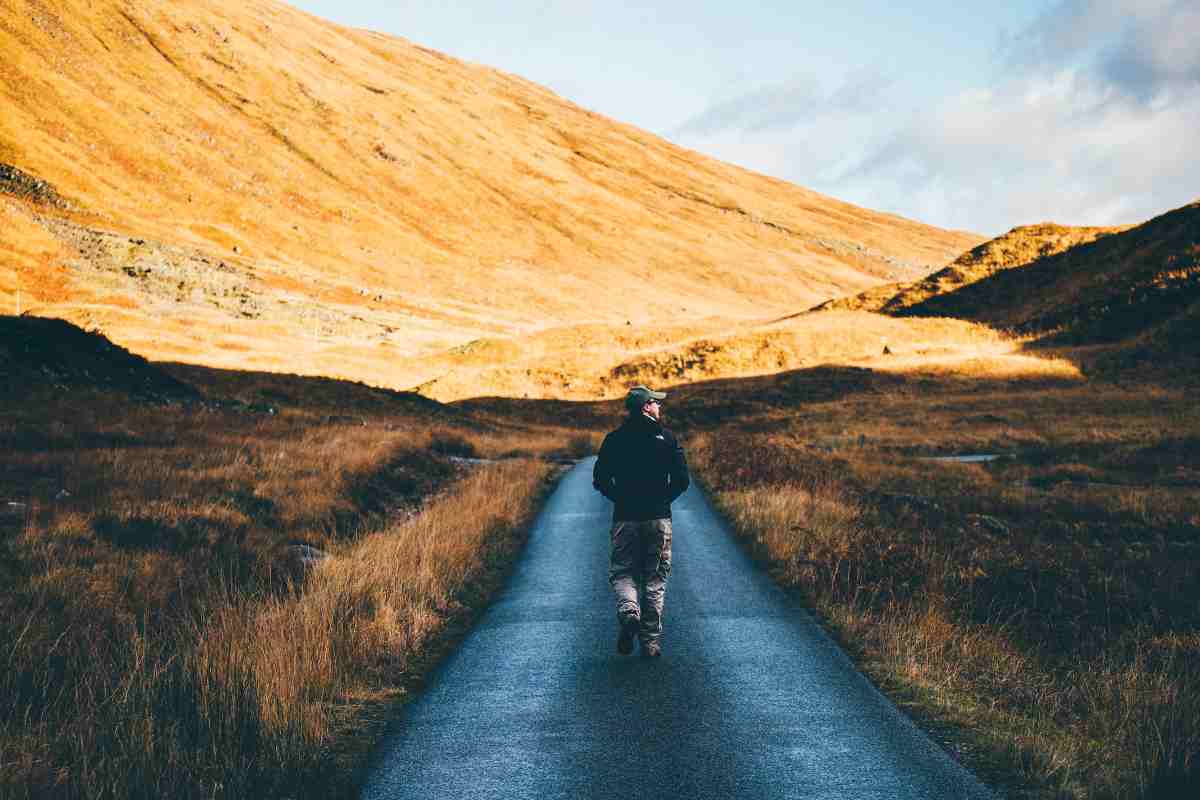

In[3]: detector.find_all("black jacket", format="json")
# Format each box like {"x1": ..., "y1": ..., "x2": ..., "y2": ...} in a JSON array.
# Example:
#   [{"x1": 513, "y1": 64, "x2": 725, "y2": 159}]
[{"x1": 593, "y1": 413, "x2": 690, "y2": 521}]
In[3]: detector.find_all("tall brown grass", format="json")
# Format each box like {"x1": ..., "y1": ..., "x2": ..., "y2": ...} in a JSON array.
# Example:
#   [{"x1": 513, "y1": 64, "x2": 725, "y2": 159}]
[
  {"x1": 683, "y1": 376, "x2": 1200, "y2": 799},
  {"x1": 1, "y1": 377, "x2": 563, "y2": 798}
]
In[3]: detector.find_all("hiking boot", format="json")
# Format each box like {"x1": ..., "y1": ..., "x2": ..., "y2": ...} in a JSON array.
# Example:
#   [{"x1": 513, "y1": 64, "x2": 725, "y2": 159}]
[
  {"x1": 640, "y1": 640, "x2": 662, "y2": 658},
  {"x1": 617, "y1": 617, "x2": 640, "y2": 655}
]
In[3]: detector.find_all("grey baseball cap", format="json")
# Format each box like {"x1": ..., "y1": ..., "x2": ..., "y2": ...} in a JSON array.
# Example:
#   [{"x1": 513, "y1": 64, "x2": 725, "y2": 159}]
[{"x1": 624, "y1": 384, "x2": 667, "y2": 412}]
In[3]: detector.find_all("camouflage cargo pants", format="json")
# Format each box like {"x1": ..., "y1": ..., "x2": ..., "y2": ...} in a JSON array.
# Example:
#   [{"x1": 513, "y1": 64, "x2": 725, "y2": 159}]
[{"x1": 609, "y1": 518, "x2": 673, "y2": 644}]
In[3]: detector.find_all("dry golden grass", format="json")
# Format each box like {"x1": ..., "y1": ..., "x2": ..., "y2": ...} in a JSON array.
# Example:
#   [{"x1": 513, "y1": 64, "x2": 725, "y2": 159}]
[
  {"x1": 0, "y1": 0, "x2": 980, "y2": 390},
  {"x1": 608, "y1": 311, "x2": 1079, "y2": 392},
  {"x1": 183, "y1": 459, "x2": 551, "y2": 797},
  {"x1": 412, "y1": 309, "x2": 1078, "y2": 402},
  {"x1": 0, "y1": 200, "x2": 78, "y2": 312},
  {"x1": 819, "y1": 222, "x2": 1126, "y2": 314},
  {"x1": 896, "y1": 202, "x2": 1200, "y2": 350},
  {"x1": 680, "y1": 367, "x2": 1200, "y2": 799},
  {"x1": 0, "y1": 367, "x2": 564, "y2": 799}
]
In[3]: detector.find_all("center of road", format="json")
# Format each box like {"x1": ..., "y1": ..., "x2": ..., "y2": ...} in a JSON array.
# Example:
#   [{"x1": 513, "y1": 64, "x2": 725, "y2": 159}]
[{"x1": 361, "y1": 459, "x2": 994, "y2": 799}]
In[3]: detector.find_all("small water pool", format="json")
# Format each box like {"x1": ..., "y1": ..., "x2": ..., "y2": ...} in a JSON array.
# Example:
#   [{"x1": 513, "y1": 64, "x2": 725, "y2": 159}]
[{"x1": 921, "y1": 454, "x2": 1008, "y2": 463}]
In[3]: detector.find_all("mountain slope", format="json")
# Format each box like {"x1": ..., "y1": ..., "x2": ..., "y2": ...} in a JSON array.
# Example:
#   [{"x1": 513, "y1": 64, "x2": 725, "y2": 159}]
[
  {"x1": 407, "y1": 309, "x2": 1085, "y2": 403},
  {"x1": 899, "y1": 201, "x2": 1200, "y2": 347},
  {"x1": 0, "y1": 0, "x2": 980, "y2": 391},
  {"x1": 816, "y1": 223, "x2": 1125, "y2": 314}
]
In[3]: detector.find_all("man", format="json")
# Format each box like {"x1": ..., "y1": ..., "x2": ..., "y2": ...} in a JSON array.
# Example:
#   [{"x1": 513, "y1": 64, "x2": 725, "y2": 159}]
[{"x1": 592, "y1": 384, "x2": 690, "y2": 658}]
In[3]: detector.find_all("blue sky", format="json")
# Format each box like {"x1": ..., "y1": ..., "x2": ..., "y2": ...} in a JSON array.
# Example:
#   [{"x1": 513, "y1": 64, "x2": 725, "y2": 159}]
[{"x1": 291, "y1": 1, "x2": 1200, "y2": 235}]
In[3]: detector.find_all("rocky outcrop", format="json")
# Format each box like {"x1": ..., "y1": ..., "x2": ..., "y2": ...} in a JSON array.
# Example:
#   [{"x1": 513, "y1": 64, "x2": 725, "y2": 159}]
[{"x1": 0, "y1": 163, "x2": 68, "y2": 208}]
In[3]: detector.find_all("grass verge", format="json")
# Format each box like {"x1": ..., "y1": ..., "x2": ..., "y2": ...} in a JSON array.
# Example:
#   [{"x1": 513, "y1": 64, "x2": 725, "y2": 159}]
[
  {"x1": 680, "y1": 373, "x2": 1199, "y2": 799},
  {"x1": 1, "y1": 368, "x2": 564, "y2": 799}
]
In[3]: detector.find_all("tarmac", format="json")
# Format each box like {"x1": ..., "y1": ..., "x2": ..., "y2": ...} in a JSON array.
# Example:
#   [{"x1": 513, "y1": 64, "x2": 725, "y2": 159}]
[{"x1": 361, "y1": 458, "x2": 995, "y2": 799}]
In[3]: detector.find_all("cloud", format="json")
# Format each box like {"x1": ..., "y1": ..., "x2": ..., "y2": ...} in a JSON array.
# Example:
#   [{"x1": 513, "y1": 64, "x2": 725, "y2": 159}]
[
  {"x1": 836, "y1": 66, "x2": 1200, "y2": 232},
  {"x1": 672, "y1": 71, "x2": 893, "y2": 137},
  {"x1": 673, "y1": 1, "x2": 1200, "y2": 235},
  {"x1": 1010, "y1": 0, "x2": 1200, "y2": 100}
]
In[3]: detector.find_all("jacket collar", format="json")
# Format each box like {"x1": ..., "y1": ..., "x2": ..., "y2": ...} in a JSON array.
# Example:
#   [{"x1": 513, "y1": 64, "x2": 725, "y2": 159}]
[{"x1": 623, "y1": 412, "x2": 662, "y2": 434}]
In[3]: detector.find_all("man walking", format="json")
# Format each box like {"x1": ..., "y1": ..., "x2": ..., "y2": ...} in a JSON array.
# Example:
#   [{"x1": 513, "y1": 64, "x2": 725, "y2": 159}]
[{"x1": 592, "y1": 385, "x2": 690, "y2": 658}]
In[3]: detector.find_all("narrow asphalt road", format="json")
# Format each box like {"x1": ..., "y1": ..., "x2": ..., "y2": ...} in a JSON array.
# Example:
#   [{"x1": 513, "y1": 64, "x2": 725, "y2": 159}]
[{"x1": 361, "y1": 458, "x2": 995, "y2": 799}]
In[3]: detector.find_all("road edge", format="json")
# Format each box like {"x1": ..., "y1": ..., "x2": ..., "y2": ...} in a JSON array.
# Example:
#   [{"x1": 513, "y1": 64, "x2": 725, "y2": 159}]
[
  {"x1": 688, "y1": 473, "x2": 1024, "y2": 799},
  {"x1": 309, "y1": 461, "x2": 574, "y2": 800}
]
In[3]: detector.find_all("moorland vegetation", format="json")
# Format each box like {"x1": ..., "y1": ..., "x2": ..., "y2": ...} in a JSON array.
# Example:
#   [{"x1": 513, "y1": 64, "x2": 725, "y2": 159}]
[
  {"x1": 4, "y1": 200, "x2": 1197, "y2": 799},
  {"x1": 668, "y1": 202, "x2": 1200, "y2": 798},
  {"x1": 1, "y1": 0, "x2": 1196, "y2": 796},
  {"x1": 453, "y1": 199, "x2": 1200, "y2": 798},
  {"x1": 0, "y1": 317, "x2": 589, "y2": 798},
  {"x1": 680, "y1": 368, "x2": 1198, "y2": 798}
]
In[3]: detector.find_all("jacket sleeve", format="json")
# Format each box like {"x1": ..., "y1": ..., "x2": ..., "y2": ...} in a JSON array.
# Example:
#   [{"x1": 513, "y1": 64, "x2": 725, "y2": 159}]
[
  {"x1": 666, "y1": 432, "x2": 690, "y2": 503},
  {"x1": 593, "y1": 433, "x2": 617, "y2": 501}
]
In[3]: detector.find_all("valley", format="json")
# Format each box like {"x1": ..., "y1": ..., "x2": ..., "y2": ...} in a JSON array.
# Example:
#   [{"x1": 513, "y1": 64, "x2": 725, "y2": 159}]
[{"x1": 2, "y1": 1, "x2": 1197, "y2": 798}]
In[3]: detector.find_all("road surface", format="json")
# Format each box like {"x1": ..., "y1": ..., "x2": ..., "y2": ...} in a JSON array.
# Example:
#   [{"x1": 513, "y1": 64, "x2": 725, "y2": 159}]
[{"x1": 361, "y1": 458, "x2": 995, "y2": 799}]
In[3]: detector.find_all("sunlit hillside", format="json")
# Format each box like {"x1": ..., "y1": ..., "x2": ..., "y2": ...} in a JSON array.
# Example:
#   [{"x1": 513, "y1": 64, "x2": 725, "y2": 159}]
[
  {"x1": 410, "y1": 310, "x2": 1083, "y2": 402},
  {"x1": 816, "y1": 222, "x2": 1126, "y2": 314},
  {"x1": 0, "y1": 0, "x2": 980, "y2": 392},
  {"x1": 902, "y1": 201, "x2": 1200, "y2": 347}
]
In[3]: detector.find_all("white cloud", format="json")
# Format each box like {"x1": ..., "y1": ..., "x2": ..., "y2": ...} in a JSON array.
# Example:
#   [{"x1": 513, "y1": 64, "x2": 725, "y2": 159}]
[
  {"x1": 673, "y1": 71, "x2": 893, "y2": 137},
  {"x1": 840, "y1": 67, "x2": 1200, "y2": 232},
  {"x1": 1009, "y1": 0, "x2": 1200, "y2": 105},
  {"x1": 672, "y1": 0, "x2": 1200, "y2": 234}
]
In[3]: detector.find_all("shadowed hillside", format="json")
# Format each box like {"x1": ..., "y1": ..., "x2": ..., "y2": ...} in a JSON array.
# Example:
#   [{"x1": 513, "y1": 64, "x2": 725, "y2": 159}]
[
  {"x1": 0, "y1": 315, "x2": 200, "y2": 401},
  {"x1": 0, "y1": 0, "x2": 980, "y2": 393},
  {"x1": 816, "y1": 222, "x2": 1125, "y2": 314},
  {"x1": 899, "y1": 201, "x2": 1200, "y2": 353},
  {"x1": 1104, "y1": 297, "x2": 1200, "y2": 378}
]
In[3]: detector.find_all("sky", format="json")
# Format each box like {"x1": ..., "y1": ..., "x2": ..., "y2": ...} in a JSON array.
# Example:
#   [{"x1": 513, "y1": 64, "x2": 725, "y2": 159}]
[{"x1": 290, "y1": 1, "x2": 1200, "y2": 236}]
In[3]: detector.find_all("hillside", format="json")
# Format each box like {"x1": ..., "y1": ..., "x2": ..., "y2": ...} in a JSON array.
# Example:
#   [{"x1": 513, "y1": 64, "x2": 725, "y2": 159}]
[
  {"x1": 899, "y1": 201, "x2": 1200, "y2": 352},
  {"x1": 0, "y1": 0, "x2": 980, "y2": 394},
  {"x1": 815, "y1": 223, "x2": 1124, "y2": 314},
  {"x1": 0, "y1": 314, "x2": 200, "y2": 401},
  {"x1": 409, "y1": 309, "x2": 1086, "y2": 402}
]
